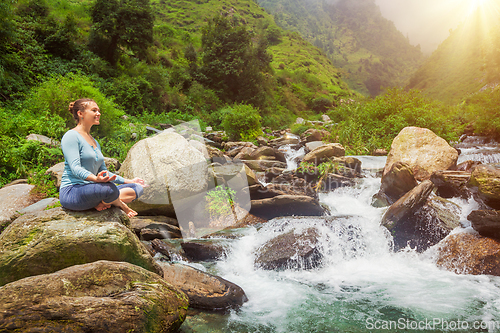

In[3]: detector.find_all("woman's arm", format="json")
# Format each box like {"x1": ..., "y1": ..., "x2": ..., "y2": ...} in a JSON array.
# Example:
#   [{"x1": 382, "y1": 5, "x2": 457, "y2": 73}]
[{"x1": 61, "y1": 131, "x2": 93, "y2": 180}]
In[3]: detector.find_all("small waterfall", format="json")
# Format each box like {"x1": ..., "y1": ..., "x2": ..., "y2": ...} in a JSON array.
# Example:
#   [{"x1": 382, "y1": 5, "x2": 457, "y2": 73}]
[
  {"x1": 279, "y1": 144, "x2": 305, "y2": 170},
  {"x1": 456, "y1": 136, "x2": 500, "y2": 164}
]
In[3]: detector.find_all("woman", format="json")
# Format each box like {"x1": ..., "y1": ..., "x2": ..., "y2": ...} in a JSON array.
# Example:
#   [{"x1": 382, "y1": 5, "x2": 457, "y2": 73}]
[{"x1": 59, "y1": 98, "x2": 145, "y2": 217}]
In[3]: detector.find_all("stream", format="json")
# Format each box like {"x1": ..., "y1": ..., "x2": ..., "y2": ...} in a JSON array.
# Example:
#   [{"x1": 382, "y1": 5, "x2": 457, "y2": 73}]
[{"x1": 177, "y1": 140, "x2": 500, "y2": 333}]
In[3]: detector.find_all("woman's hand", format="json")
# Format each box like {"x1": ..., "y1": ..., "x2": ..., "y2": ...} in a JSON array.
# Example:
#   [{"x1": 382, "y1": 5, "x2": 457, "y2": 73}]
[
  {"x1": 129, "y1": 177, "x2": 149, "y2": 187},
  {"x1": 96, "y1": 170, "x2": 117, "y2": 183}
]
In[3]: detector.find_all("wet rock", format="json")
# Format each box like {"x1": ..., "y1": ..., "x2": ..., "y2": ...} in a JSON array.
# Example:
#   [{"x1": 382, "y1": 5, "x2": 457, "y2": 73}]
[
  {"x1": 119, "y1": 131, "x2": 209, "y2": 217},
  {"x1": 456, "y1": 160, "x2": 482, "y2": 172},
  {"x1": 430, "y1": 170, "x2": 471, "y2": 199},
  {"x1": 250, "y1": 195, "x2": 324, "y2": 220},
  {"x1": 151, "y1": 239, "x2": 187, "y2": 261},
  {"x1": 468, "y1": 163, "x2": 500, "y2": 209},
  {"x1": 0, "y1": 260, "x2": 188, "y2": 332},
  {"x1": 0, "y1": 183, "x2": 36, "y2": 234},
  {"x1": 256, "y1": 136, "x2": 268, "y2": 146},
  {"x1": 384, "y1": 127, "x2": 458, "y2": 181},
  {"x1": 302, "y1": 143, "x2": 346, "y2": 165},
  {"x1": 130, "y1": 215, "x2": 182, "y2": 240},
  {"x1": 181, "y1": 240, "x2": 228, "y2": 261},
  {"x1": 378, "y1": 161, "x2": 418, "y2": 204},
  {"x1": 435, "y1": 232, "x2": 500, "y2": 276},
  {"x1": 468, "y1": 210, "x2": 500, "y2": 240},
  {"x1": 0, "y1": 207, "x2": 162, "y2": 286},
  {"x1": 255, "y1": 227, "x2": 322, "y2": 270},
  {"x1": 161, "y1": 262, "x2": 248, "y2": 311},
  {"x1": 382, "y1": 185, "x2": 461, "y2": 252},
  {"x1": 381, "y1": 180, "x2": 436, "y2": 230}
]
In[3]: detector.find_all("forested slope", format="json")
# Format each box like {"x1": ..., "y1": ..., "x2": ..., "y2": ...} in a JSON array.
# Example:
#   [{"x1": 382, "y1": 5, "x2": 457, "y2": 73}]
[{"x1": 257, "y1": 0, "x2": 424, "y2": 96}]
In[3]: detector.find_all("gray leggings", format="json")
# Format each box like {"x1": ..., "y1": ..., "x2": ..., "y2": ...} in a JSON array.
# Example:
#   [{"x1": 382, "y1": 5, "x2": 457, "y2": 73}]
[{"x1": 59, "y1": 183, "x2": 144, "y2": 211}]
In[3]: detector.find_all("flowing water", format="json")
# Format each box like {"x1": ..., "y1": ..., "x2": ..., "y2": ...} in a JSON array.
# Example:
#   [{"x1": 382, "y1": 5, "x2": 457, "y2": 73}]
[{"x1": 178, "y1": 145, "x2": 500, "y2": 333}]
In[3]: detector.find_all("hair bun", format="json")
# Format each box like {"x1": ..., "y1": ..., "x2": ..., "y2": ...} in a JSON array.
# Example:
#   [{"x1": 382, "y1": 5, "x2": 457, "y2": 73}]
[{"x1": 68, "y1": 102, "x2": 75, "y2": 113}]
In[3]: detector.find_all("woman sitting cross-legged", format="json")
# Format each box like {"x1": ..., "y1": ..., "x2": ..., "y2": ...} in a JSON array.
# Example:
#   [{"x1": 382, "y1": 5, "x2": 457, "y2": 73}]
[{"x1": 59, "y1": 98, "x2": 146, "y2": 217}]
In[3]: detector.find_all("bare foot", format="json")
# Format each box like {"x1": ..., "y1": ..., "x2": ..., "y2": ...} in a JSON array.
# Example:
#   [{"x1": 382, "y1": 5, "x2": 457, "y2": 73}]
[
  {"x1": 120, "y1": 201, "x2": 138, "y2": 218},
  {"x1": 95, "y1": 201, "x2": 111, "y2": 211}
]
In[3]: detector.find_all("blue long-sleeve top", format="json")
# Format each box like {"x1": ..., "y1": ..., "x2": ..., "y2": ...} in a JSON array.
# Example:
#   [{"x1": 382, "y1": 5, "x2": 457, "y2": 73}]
[{"x1": 60, "y1": 129, "x2": 125, "y2": 188}]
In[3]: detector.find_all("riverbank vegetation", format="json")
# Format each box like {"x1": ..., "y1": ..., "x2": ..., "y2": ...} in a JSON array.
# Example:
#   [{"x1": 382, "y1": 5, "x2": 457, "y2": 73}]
[{"x1": 1, "y1": 0, "x2": 499, "y2": 191}]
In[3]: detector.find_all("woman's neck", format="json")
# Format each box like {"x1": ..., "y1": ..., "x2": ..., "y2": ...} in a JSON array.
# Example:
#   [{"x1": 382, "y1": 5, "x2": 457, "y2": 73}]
[{"x1": 75, "y1": 123, "x2": 92, "y2": 135}]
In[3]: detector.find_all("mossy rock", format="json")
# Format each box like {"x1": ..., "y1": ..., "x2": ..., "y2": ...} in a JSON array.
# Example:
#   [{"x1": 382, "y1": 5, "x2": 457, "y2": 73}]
[
  {"x1": 0, "y1": 207, "x2": 162, "y2": 286},
  {"x1": 0, "y1": 260, "x2": 188, "y2": 332},
  {"x1": 469, "y1": 164, "x2": 500, "y2": 209}
]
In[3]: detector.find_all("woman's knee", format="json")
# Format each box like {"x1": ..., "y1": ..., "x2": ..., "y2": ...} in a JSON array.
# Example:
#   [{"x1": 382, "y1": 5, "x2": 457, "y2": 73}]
[{"x1": 101, "y1": 183, "x2": 120, "y2": 203}]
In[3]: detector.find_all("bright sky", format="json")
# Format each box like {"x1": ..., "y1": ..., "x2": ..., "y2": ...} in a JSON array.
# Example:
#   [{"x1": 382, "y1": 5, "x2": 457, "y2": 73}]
[{"x1": 374, "y1": 0, "x2": 499, "y2": 54}]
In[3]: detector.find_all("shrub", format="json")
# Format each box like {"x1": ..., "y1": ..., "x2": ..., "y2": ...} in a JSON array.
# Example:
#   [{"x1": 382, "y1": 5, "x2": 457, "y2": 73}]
[
  {"x1": 21, "y1": 72, "x2": 123, "y2": 137},
  {"x1": 221, "y1": 104, "x2": 262, "y2": 141}
]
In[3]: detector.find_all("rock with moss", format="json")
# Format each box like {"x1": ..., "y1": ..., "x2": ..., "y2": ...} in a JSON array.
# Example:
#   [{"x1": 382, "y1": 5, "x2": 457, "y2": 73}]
[
  {"x1": 0, "y1": 260, "x2": 188, "y2": 332},
  {"x1": 468, "y1": 163, "x2": 500, "y2": 209},
  {"x1": 384, "y1": 127, "x2": 458, "y2": 181},
  {"x1": 430, "y1": 170, "x2": 471, "y2": 199},
  {"x1": 161, "y1": 262, "x2": 248, "y2": 311},
  {"x1": 378, "y1": 161, "x2": 418, "y2": 204},
  {"x1": 0, "y1": 207, "x2": 162, "y2": 286}
]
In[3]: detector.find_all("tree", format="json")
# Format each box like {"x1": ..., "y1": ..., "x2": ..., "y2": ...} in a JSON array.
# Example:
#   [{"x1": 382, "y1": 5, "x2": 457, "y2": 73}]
[
  {"x1": 89, "y1": 0, "x2": 153, "y2": 66},
  {"x1": 200, "y1": 14, "x2": 271, "y2": 105},
  {"x1": 0, "y1": 0, "x2": 16, "y2": 89}
]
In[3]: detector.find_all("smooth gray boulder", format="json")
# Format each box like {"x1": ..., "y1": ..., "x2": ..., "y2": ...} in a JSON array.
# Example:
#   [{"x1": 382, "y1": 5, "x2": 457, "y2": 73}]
[
  {"x1": 0, "y1": 183, "x2": 35, "y2": 233},
  {"x1": 119, "y1": 131, "x2": 209, "y2": 217}
]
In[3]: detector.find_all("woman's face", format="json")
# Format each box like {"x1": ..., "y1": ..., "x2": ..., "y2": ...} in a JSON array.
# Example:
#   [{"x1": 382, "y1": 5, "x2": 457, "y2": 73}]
[{"x1": 79, "y1": 101, "x2": 101, "y2": 126}]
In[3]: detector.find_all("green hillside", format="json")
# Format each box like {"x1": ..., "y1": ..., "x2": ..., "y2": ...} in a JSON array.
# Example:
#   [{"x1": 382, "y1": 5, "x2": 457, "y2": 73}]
[
  {"x1": 408, "y1": 10, "x2": 500, "y2": 104},
  {"x1": 257, "y1": 0, "x2": 425, "y2": 96}
]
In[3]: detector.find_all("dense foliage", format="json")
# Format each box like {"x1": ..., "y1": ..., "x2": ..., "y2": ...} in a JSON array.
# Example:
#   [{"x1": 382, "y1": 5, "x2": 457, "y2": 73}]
[{"x1": 258, "y1": 0, "x2": 424, "y2": 96}]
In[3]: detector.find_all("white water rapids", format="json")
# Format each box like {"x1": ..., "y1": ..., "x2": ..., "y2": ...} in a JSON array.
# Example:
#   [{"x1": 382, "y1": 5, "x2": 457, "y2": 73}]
[{"x1": 179, "y1": 148, "x2": 500, "y2": 333}]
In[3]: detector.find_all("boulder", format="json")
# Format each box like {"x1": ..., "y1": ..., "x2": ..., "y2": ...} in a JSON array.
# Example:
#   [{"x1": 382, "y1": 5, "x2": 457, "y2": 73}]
[
  {"x1": 295, "y1": 117, "x2": 305, "y2": 124},
  {"x1": 0, "y1": 260, "x2": 188, "y2": 332},
  {"x1": 379, "y1": 161, "x2": 418, "y2": 203},
  {"x1": 150, "y1": 239, "x2": 187, "y2": 262},
  {"x1": 381, "y1": 180, "x2": 461, "y2": 252},
  {"x1": 383, "y1": 127, "x2": 459, "y2": 181},
  {"x1": 268, "y1": 136, "x2": 300, "y2": 147},
  {"x1": 180, "y1": 240, "x2": 228, "y2": 261},
  {"x1": 0, "y1": 207, "x2": 162, "y2": 286},
  {"x1": 435, "y1": 232, "x2": 500, "y2": 276},
  {"x1": 301, "y1": 129, "x2": 330, "y2": 143},
  {"x1": 256, "y1": 136, "x2": 268, "y2": 146},
  {"x1": 302, "y1": 143, "x2": 345, "y2": 165},
  {"x1": 130, "y1": 215, "x2": 182, "y2": 240},
  {"x1": 456, "y1": 160, "x2": 482, "y2": 172},
  {"x1": 250, "y1": 195, "x2": 324, "y2": 220},
  {"x1": 160, "y1": 262, "x2": 247, "y2": 311},
  {"x1": 243, "y1": 159, "x2": 287, "y2": 172},
  {"x1": 25, "y1": 133, "x2": 59, "y2": 146},
  {"x1": 18, "y1": 197, "x2": 60, "y2": 215},
  {"x1": 305, "y1": 141, "x2": 325, "y2": 153},
  {"x1": 468, "y1": 210, "x2": 500, "y2": 240},
  {"x1": 372, "y1": 149, "x2": 388, "y2": 156},
  {"x1": 321, "y1": 114, "x2": 331, "y2": 122},
  {"x1": 189, "y1": 139, "x2": 210, "y2": 159},
  {"x1": 468, "y1": 163, "x2": 500, "y2": 209},
  {"x1": 233, "y1": 146, "x2": 256, "y2": 160},
  {"x1": 119, "y1": 131, "x2": 209, "y2": 217},
  {"x1": 255, "y1": 227, "x2": 321, "y2": 270},
  {"x1": 0, "y1": 183, "x2": 35, "y2": 233},
  {"x1": 430, "y1": 170, "x2": 471, "y2": 199},
  {"x1": 206, "y1": 145, "x2": 225, "y2": 159},
  {"x1": 264, "y1": 167, "x2": 286, "y2": 183}
]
